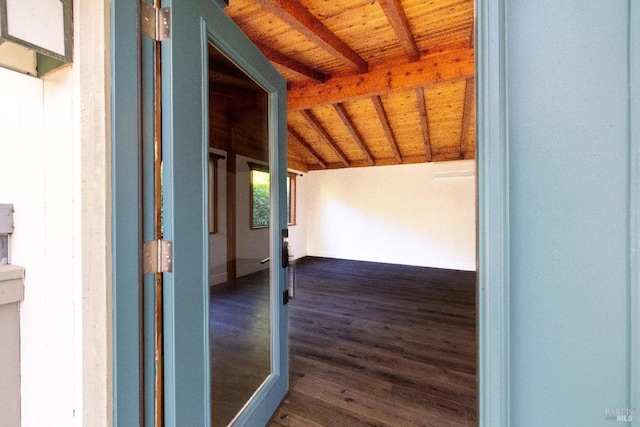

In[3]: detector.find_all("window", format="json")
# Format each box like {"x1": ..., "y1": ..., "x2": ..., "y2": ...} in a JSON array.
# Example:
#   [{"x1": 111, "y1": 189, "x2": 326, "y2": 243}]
[
  {"x1": 249, "y1": 163, "x2": 297, "y2": 228},
  {"x1": 287, "y1": 172, "x2": 297, "y2": 226},
  {"x1": 208, "y1": 152, "x2": 222, "y2": 233},
  {"x1": 251, "y1": 167, "x2": 270, "y2": 228}
]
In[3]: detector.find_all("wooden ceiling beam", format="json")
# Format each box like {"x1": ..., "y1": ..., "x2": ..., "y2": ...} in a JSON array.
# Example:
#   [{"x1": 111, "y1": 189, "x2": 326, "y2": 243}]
[
  {"x1": 258, "y1": 0, "x2": 368, "y2": 73},
  {"x1": 209, "y1": 70, "x2": 257, "y2": 90},
  {"x1": 210, "y1": 85, "x2": 256, "y2": 100},
  {"x1": 299, "y1": 110, "x2": 350, "y2": 167},
  {"x1": 305, "y1": 154, "x2": 430, "y2": 171},
  {"x1": 333, "y1": 104, "x2": 375, "y2": 166},
  {"x1": 287, "y1": 157, "x2": 310, "y2": 173},
  {"x1": 371, "y1": 96, "x2": 402, "y2": 164},
  {"x1": 288, "y1": 48, "x2": 474, "y2": 110},
  {"x1": 414, "y1": 87, "x2": 432, "y2": 162},
  {"x1": 459, "y1": 78, "x2": 474, "y2": 159},
  {"x1": 254, "y1": 41, "x2": 327, "y2": 83},
  {"x1": 288, "y1": 126, "x2": 327, "y2": 169},
  {"x1": 377, "y1": 0, "x2": 420, "y2": 62}
]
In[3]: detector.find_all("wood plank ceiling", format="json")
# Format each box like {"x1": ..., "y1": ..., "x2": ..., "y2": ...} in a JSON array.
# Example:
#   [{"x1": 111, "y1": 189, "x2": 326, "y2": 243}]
[{"x1": 223, "y1": 0, "x2": 475, "y2": 172}]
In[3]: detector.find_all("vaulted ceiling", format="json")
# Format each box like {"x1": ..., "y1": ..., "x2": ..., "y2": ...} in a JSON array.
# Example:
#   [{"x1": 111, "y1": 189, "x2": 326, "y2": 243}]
[{"x1": 223, "y1": 0, "x2": 475, "y2": 172}]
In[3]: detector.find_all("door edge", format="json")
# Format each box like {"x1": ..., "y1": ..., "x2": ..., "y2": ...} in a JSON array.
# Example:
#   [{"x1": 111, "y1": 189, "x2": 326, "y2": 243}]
[{"x1": 476, "y1": 0, "x2": 510, "y2": 425}]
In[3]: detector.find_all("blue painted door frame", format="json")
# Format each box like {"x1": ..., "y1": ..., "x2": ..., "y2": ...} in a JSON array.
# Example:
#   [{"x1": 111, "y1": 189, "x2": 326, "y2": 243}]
[
  {"x1": 114, "y1": 0, "x2": 639, "y2": 425},
  {"x1": 477, "y1": 0, "x2": 640, "y2": 426},
  {"x1": 112, "y1": 0, "x2": 142, "y2": 424}
]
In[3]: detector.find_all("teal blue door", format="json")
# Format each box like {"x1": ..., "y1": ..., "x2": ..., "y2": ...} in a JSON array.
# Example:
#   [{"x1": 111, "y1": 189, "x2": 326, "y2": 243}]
[
  {"x1": 160, "y1": 1, "x2": 288, "y2": 426},
  {"x1": 112, "y1": 1, "x2": 288, "y2": 425}
]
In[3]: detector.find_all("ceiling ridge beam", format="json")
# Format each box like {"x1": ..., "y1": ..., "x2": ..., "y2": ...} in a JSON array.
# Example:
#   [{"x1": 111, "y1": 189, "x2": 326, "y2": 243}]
[
  {"x1": 258, "y1": 0, "x2": 368, "y2": 73},
  {"x1": 377, "y1": 0, "x2": 420, "y2": 61},
  {"x1": 288, "y1": 48, "x2": 474, "y2": 110},
  {"x1": 288, "y1": 126, "x2": 327, "y2": 169},
  {"x1": 459, "y1": 77, "x2": 474, "y2": 159},
  {"x1": 372, "y1": 96, "x2": 402, "y2": 164},
  {"x1": 333, "y1": 104, "x2": 375, "y2": 166},
  {"x1": 254, "y1": 41, "x2": 327, "y2": 82},
  {"x1": 306, "y1": 154, "x2": 431, "y2": 170},
  {"x1": 414, "y1": 87, "x2": 432, "y2": 162},
  {"x1": 299, "y1": 110, "x2": 350, "y2": 167}
]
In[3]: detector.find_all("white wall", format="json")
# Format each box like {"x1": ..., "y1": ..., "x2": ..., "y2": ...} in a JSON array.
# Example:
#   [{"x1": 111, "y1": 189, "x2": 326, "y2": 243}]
[
  {"x1": 0, "y1": 1, "x2": 111, "y2": 425},
  {"x1": 305, "y1": 160, "x2": 476, "y2": 271},
  {"x1": 0, "y1": 66, "x2": 80, "y2": 426},
  {"x1": 288, "y1": 170, "x2": 307, "y2": 262},
  {"x1": 209, "y1": 149, "x2": 228, "y2": 285}
]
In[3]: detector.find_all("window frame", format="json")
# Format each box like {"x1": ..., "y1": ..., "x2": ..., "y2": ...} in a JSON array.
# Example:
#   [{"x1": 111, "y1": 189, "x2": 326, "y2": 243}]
[
  {"x1": 287, "y1": 172, "x2": 297, "y2": 226},
  {"x1": 208, "y1": 152, "x2": 221, "y2": 234},
  {"x1": 248, "y1": 162, "x2": 298, "y2": 229},
  {"x1": 249, "y1": 162, "x2": 270, "y2": 230}
]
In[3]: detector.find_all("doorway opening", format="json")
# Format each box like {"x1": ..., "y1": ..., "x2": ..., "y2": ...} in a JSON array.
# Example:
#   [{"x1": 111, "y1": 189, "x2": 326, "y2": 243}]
[{"x1": 218, "y1": 1, "x2": 478, "y2": 424}]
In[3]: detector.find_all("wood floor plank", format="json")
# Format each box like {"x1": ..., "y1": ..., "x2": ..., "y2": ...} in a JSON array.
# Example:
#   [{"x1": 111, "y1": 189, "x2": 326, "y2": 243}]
[
  {"x1": 290, "y1": 355, "x2": 394, "y2": 400},
  {"x1": 274, "y1": 390, "x2": 385, "y2": 427},
  {"x1": 269, "y1": 411, "x2": 326, "y2": 427},
  {"x1": 269, "y1": 257, "x2": 477, "y2": 426},
  {"x1": 293, "y1": 372, "x2": 468, "y2": 427}
]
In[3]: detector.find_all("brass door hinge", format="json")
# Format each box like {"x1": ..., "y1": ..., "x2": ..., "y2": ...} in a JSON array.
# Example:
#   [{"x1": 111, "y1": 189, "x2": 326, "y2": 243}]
[{"x1": 141, "y1": 2, "x2": 170, "y2": 41}]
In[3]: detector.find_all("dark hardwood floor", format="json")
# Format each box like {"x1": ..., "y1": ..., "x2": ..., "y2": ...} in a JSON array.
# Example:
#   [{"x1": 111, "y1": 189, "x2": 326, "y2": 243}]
[{"x1": 269, "y1": 257, "x2": 477, "y2": 427}]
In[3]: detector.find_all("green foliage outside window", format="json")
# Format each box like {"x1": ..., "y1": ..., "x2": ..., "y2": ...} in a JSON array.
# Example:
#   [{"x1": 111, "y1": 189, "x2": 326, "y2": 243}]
[
  {"x1": 252, "y1": 170, "x2": 270, "y2": 228},
  {"x1": 251, "y1": 168, "x2": 294, "y2": 228}
]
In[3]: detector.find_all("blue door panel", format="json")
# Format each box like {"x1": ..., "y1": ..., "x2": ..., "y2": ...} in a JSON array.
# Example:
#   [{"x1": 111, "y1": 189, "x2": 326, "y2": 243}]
[
  {"x1": 162, "y1": 1, "x2": 288, "y2": 426},
  {"x1": 113, "y1": 1, "x2": 288, "y2": 425},
  {"x1": 506, "y1": 1, "x2": 633, "y2": 425}
]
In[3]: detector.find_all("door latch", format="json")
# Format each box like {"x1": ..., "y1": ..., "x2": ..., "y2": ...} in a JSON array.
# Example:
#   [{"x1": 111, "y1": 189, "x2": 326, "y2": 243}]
[
  {"x1": 282, "y1": 228, "x2": 296, "y2": 302},
  {"x1": 282, "y1": 229, "x2": 289, "y2": 268}
]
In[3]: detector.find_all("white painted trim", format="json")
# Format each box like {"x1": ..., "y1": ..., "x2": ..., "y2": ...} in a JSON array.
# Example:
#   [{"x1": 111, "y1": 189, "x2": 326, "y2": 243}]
[
  {"x1": 75, "y1": 0, "x2": 112, "y2": 422},
  {"x1": 476, "y1": 0, "x2": 510, "y2": 425}
]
